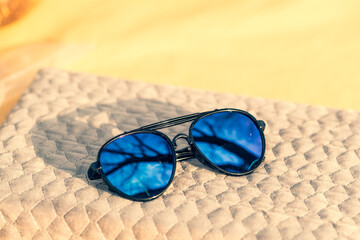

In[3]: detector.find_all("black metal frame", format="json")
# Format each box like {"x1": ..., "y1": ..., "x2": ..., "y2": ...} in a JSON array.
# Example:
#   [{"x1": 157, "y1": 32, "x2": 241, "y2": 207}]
[{"x1": 88, "y1": 108, "x2": 266, "y2": 201}]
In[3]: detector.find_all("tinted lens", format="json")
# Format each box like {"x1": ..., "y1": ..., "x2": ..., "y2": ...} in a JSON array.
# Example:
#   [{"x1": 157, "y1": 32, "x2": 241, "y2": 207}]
[
  {"x1": 99, "y1": 132, "x2": 175, "y2": 200},
  {"x1": 191, "y1": 111, "x2": 264, "y2": 174}
]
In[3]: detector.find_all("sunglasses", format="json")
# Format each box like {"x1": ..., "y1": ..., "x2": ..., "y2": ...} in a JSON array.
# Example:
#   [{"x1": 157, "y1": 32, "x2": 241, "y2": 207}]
[{"x1": 88, "y1": 108, "x2": 266, "y2": 201}]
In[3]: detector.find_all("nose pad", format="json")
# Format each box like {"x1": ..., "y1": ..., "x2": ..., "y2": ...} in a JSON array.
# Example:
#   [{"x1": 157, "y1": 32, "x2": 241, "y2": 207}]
[
  {"x1": 172, "y1": 133, "x2": 191, "y2": 149},
  {"x1": 172, "y1": 134, "x2": 195, "y2": 161}
]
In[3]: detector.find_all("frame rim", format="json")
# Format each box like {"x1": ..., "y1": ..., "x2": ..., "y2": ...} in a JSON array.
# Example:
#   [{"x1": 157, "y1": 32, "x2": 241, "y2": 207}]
[
  {"x1": 96, "y1": 130, "x2": 177, "y2": 201},
  {"x1": 188, "y1": 108, "x2": 266, "y2": 176}
]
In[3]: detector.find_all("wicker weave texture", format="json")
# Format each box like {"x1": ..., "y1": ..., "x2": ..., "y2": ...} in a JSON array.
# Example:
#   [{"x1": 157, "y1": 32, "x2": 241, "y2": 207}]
[{"x1": 1, "y1": 69, "x2": 360, "y2": 239}]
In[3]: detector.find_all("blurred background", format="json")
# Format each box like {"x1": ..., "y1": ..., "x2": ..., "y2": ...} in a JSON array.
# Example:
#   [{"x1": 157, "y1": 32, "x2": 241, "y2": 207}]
[{"x1": 1, "y1": 0, "x2": 360, "y2": 125}]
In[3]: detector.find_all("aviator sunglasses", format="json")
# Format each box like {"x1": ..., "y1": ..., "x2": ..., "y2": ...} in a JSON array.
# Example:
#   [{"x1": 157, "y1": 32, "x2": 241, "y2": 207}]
[{"x1": 88, "y1": 108, "x2": 266, "y2": 201}]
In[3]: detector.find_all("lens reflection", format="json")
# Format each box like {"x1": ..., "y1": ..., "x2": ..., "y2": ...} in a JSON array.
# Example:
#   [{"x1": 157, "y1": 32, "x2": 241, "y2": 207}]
[
  {"x1": 192, "y1": 111, "x2": 264, "y2": 174},
  {"x1": 99, "y1": 132, "x2": 175, "y2": 199}
]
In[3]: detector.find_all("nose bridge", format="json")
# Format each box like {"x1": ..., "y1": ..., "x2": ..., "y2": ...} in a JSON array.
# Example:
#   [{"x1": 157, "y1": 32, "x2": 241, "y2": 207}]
[{"x1": 172, "y1": 134, "x2": 195, "y2": 161}]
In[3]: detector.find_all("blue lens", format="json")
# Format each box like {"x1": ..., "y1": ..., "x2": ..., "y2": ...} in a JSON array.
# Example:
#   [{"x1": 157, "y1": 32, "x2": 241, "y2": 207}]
[
  {"x1": 191, "y1": 111, "x2": 264, "y2": 174},
  {"x1": 99, "y1": 132, "x2": 175, "y2": 199}
]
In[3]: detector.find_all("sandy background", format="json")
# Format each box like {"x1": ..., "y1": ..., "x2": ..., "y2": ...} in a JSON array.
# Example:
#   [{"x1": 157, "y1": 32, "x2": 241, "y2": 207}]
[{"x1": 1, "y1": 0, "x2": 360, "y2": 124}]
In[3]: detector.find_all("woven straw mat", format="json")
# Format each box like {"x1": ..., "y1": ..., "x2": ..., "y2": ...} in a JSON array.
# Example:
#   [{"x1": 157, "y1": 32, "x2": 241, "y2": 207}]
[{"x1": 1, "y1": 69, "x2": 360, "y2": 240}]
